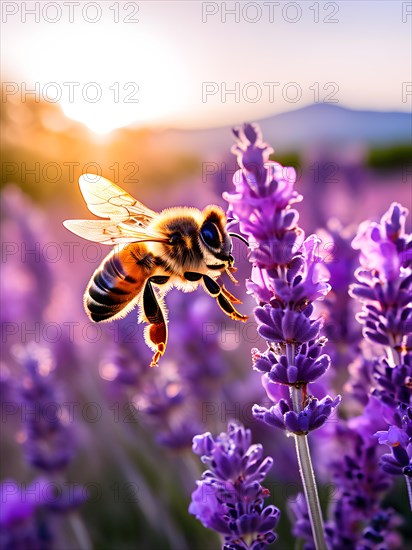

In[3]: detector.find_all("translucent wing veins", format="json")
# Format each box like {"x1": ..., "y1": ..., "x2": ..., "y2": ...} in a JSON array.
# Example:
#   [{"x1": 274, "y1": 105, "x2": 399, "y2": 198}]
[
  {"x1": 79, "y1": 174, "x2": 157, "y2": 223},
  {"x1": 63, "y1": 175, "x2": 163, "y2": 245}
]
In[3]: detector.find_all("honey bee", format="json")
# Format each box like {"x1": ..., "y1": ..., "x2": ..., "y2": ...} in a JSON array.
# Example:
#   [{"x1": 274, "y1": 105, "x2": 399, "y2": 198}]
[{"x1": 63, "y1": 175, "x2": 248, "y2": 366}]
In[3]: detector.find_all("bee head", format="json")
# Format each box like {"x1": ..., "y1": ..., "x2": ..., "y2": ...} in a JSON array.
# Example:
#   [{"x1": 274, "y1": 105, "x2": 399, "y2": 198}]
[
  {"x1": 200, "y1": 206, "x2": 233, "y2": 264},
  {"x1": 151, "y1": 206, "x2": 234, "y2": 271}
]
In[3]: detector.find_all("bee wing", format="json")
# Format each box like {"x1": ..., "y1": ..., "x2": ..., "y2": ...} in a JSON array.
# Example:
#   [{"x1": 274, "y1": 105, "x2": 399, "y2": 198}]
[
  {"x1": 79, "y1": 174, "x2": 157, "y2": 224},
  {"x1": 63, "y1": 219, "x2": 168, "y2": 245}
]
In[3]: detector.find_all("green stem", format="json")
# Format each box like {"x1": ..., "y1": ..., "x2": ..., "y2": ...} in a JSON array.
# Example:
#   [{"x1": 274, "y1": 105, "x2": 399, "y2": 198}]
[
  {"x1": 69, "y1": 512, "x2": 93, "y2": 550},
  {"x1": 49, "y1": 472, "x2": 92, "y2": 550},
  {"x1": 288, "y1": 345, "x2": 327, "y2": 550},
  {"x1": 405, "y1": 475, "x2": 412, "y2": 512},
  {"x1": 293, "y1": 430, "x2": 327, "y2": 550}
]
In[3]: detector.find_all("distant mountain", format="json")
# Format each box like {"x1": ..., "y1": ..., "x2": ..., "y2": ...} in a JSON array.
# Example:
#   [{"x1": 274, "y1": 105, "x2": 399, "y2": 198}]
[{"x1": 156, "y1": 104, "x2": 412, "y2": 154}]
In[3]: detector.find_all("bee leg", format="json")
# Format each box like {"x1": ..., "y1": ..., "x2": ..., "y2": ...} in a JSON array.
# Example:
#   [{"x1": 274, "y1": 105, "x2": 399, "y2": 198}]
[
  {"x1": 225, "y1": 266, "x2": 238, "y2": 284},
  {"x1": 202, "y1": 274, "x2": 248, "y2": 322},
  {"x1": 142, "y1": 279, "x2": 168, "y2": 367},
  {"x1": 220, "y1": 285, "x2": 242, "y2": 304}
]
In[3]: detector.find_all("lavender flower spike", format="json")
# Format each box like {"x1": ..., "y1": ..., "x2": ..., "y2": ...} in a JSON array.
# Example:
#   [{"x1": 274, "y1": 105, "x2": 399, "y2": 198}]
[
  {"x1": 225, "y1": 123, "x2": 337, "y2": 550},
  {"x1": 376, "y1": 410, "x2": 412, "y2": 509},
  {"x1": 189, "y1": 422, "x2": 280, "y2": 549},
  {"x1": 16, "y1": 344, "x2": 75, "y2": 472},
  {"x1": 350, "y1": 203, "x2": 412, "y2": 509},
  {"x1": 253, "y1": 395, "x2": 341, "y2": 435},
  {"x1": 349, "y1": 202, "x2": 411, "y2": 357}
]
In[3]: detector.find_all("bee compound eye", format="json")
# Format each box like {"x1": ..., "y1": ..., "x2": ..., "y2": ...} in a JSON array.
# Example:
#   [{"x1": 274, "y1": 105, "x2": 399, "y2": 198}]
[{"x1": 200, "y1": 222, "x2": 220, "y2": 249}]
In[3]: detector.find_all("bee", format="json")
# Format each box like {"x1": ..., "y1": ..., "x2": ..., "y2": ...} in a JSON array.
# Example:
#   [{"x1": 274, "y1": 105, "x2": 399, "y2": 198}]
[{"x1": 63, "y1": 175, "x2": 248, "y2": 367}]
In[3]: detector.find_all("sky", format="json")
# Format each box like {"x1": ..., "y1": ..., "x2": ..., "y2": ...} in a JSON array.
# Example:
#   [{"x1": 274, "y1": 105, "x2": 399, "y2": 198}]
[{"x1": 1, "y1": 0, "x2": 411, "y2": 133}]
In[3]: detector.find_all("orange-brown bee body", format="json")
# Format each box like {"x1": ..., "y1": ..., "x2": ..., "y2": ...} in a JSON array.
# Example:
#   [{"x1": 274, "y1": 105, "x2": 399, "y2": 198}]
[{"x1": 85, "y1": 243, "x2": 152, "y2": 323}]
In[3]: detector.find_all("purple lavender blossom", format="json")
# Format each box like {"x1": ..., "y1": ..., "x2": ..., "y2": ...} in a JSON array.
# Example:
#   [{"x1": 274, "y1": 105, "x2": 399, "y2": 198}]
[
  {"x1": 372, "y1": 356, "x2": 412, "y2": 409},
  {"x1": 358, "y1": 509, "x2": 402, "y2": 550},
  {"x1": 189, "y1": 422, "x2": 280, "y2": 549},
  {"x1": 349, "y1": 202, "x2": 411, "y2": 351},
  {"x1": 317, "y1": 220, "x2": 362, "y2": 374},
  {"x1": 0, "y1": 344, "x2": 91, "y2": 550},
  {"x1": 320, "y1": 323, "x2": 409, "y2": 550},
  {"x1": 11, "y1": 344, "x2": 87, "y2": 525},
  {"x1": 289, "y1": 493, "x2": 315, "y2": 550},
  {"x1": 376, "y1": 413, "x2": 412, "y2": 478},
  {"x1": 100, "y1": 346, "x2": 142, "y2": 387},
  {"x1": 223, "y1": 124, "x2": 337, "y2": 431},
  {"x1": 0, "y1": 478, "x2": 43, "y2": 527},
  {"x1": 252, "y1": 335, "x2": 330, "y2": 387},
  {"x1": 0, "y1": 478, "x2": 52, "y2": 550},
  {"x1": 324, "y1": 411, "x2": 396, "y2": 549},
  {"x1": 222, "y1": 123, "x2": 340, "y2": 549},
  {"x1": 344, "y1": 354, "x2": 376, "y2": 407},
  {"x1": 253, "y1": 395, "x2": 341, "y2": 436},
  {"x1": 349, "y1": 203, "x2": 412, "y2": 512},
  {"x1": 0, "y1": 186, "x2": 53, "y2": 329},
  {"x1": 322, "y1": 363, "x2": 409, "y2": 544},
  {"x1": 133, "y1": 365, "x2": 204, "y2": 449},
  {"x1": 16, "y1": 344, "x2": 75, "y2": 472}
]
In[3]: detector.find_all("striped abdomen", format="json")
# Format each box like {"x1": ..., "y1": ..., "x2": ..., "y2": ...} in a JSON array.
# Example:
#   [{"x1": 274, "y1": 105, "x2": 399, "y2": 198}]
[{"x1": 85, "y1": 245, "x2": 153, "y2": 322}]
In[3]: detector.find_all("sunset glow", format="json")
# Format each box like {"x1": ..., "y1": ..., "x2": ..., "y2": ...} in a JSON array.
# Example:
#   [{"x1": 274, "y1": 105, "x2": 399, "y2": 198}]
[
  {"x1": 56, "y1": 27, "x2": 187, "y2": 134},
  {"x1": 3, "y1": 18, "x2": 187, "y2": 134},
  {"x1": 2, "y1": 1, "x2": 411, "y2": 134}
]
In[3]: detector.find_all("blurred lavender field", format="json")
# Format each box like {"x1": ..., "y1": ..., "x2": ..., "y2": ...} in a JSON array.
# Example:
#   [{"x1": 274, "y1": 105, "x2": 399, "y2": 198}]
[{"x1": 1, "y1": 97, "x2": 411, "y2": 549}]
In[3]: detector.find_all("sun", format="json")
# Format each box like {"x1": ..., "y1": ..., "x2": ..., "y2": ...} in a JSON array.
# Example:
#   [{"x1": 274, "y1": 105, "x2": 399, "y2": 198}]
[
  {"x1": 58, "y1": 29, "x2": 186, "y2": 134},
  {"x1": 59, "y1": 84, "x2": 158, "y2": 135},
  {"x1": 3, "y1": 20, "x2": 187, "y2": 134}
]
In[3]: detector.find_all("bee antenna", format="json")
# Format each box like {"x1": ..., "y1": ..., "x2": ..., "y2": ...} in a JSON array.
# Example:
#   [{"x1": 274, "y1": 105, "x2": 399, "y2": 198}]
[{"x1": 229, "y1": 232, "x2": 249, "y2": 247}]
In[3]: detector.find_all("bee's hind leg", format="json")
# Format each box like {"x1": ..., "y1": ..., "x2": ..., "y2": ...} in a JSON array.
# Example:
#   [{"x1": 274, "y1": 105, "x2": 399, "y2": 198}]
[
  {"x1": 220, "y1": 285, "x2": 242, "y2": 304},
  {"x1": 142, "y1": 277, "x2": 169, "y2": 367}
]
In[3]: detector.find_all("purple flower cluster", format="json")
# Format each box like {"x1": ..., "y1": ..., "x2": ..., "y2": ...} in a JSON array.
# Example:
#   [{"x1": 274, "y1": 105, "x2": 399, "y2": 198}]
[
  {"x1": 323, "y1": 408, "x2": 404, "y2": 549},
  {"x1": 289, "y1": 493, "x2": 315, "y2": 550},
  {"x1": 349, "y1": 203, "x2": 412, "y2": 497},
  {"x1": 289, "y1": 393, "x2": 402, "y2": 548},
  {"x1": 374, "y1": 364, "x2": 412, "y2": 484},
  {"x1": 0, "y1": 344, "x2": 87, "y2": 548},
  {"x1": 347, "y1": 350, "x2": 412, "y2": 485},
  {"x1": 293, "y1": 493, "x2": 401, "y2": 550},
  {"x1": 317, "y1": 220, "x2": 361, "y2": 374},
  {"x1": 372, "y1": 354, "x2": 412, "y2": 409},
  {"x1": 319, "y1": 203, "x2": 412, "y2": 547},
  {"x1": 376, "y1": 420, "x2": 412, "y2": 478},
  {"x1": 0, "y1": 478, "x2": 52, "y2": 550},
  {"x1": 0, "y1": 186, "x2": 53, "y2": 329},
  {"x1": 189, "y1": 422, "x2": 280, "y2": 550},
  {"x1": 252, "y1": 333, "x2": 330, "y2": 386},
  {"x1": 253, "y1": 394, "x2": 341, "y2": 436},
  {"x1": 349, "y1": 202, "x2": 411, "y2": 350},
  {"x1": 17, "y1": 344, "x2": 75, "y2": 472},
  {"x1": 223, "y1": 123, "x2": 339, "y2": 434}
]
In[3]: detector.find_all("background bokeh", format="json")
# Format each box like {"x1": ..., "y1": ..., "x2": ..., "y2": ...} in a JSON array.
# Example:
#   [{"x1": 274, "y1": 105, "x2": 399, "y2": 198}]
[{"x1": 1, "y1": 1, "x2": 411, "y2": 549}]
